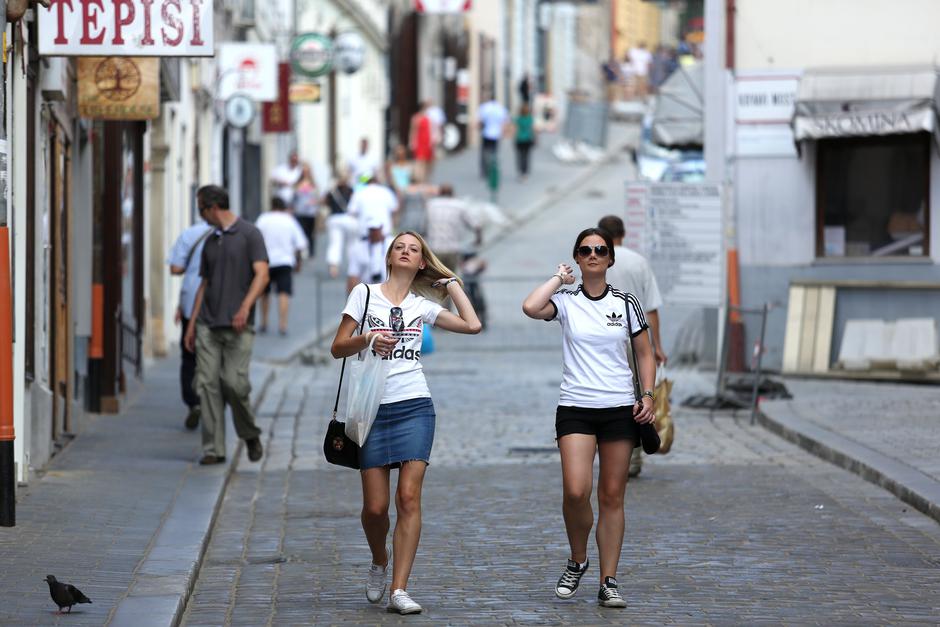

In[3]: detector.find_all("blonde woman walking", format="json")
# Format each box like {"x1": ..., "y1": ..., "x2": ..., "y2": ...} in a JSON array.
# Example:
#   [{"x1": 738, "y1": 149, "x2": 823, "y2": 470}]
[{"x1": 330, "y1": 231, "x2": 482, "y2": 614}]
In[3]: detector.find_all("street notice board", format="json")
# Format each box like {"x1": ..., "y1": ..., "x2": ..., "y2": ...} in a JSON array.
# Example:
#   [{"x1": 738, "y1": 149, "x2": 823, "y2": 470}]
[{"x1": 625, "y1": 182, "x2": 722, "y2": 307}]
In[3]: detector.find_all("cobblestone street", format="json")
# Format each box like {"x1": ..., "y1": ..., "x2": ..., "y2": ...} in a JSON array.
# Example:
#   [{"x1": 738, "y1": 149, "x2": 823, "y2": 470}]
[{"x1": 182, "y1": 154, "x2": 940, "y2": 625}]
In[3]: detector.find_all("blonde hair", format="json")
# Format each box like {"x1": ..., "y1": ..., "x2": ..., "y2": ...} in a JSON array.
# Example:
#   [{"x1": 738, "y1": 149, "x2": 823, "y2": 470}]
[{"x1": 385, "y1": 231, "x2": 462, "y2": 302}]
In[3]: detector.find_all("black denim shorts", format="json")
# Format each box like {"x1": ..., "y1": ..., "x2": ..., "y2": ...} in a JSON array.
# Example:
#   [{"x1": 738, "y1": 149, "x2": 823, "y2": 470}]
[{"x1": 555, "y1": 405, "x2": 640, "y2": 444}]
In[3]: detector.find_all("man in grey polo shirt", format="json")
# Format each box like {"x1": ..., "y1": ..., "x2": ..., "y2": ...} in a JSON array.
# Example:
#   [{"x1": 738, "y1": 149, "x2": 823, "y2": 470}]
[{"x1": 184, "y1": 185, "x2": 270, "y2": 465}]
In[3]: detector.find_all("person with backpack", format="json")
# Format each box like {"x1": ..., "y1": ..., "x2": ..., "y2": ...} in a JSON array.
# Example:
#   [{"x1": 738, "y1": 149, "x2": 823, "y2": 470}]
[{"x1": 168, "y1": 219, "x2": 213, "y2": 430}]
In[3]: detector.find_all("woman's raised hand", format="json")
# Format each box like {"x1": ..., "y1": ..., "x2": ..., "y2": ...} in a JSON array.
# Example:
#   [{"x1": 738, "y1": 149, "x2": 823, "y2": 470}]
[{"x1": 556, "y1": 264, "x2": 575, "y2": 285}]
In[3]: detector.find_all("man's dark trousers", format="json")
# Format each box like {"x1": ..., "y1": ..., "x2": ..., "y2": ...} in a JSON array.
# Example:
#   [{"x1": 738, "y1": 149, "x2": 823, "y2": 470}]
[{"x1": 180, "y1": 316, "x2": 200, "y2": 409}]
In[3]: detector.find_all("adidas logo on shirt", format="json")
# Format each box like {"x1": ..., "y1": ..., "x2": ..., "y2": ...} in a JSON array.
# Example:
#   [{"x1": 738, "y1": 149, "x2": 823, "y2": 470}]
[{"x1": 606, "y1": 312, "x2": 624, "y2": 327}]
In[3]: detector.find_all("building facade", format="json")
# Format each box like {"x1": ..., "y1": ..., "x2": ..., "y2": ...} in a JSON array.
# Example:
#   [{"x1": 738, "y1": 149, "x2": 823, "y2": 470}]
[{"x1": 720, "y1": 0, "x2": 940, "y2": 372}]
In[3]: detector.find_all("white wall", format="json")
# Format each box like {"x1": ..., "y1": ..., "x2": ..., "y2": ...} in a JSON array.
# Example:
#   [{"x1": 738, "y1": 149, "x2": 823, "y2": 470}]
[
  {"x1": 736, "y1": 151, "x2": 816, "y2": 266},
  {"x1": 736, "y1": 0, "x2": 940, "y2": 70}
]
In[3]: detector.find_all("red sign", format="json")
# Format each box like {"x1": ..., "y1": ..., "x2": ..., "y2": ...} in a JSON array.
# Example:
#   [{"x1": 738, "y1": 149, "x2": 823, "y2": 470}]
[{"x1": 263, "y1": 64, "x2": 291, "y2": 133}]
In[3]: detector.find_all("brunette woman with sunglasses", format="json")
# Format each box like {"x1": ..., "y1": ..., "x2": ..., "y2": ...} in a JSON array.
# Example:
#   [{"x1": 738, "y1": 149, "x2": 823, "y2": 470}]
[
  {"x1": 522, "y1": 227, "x2": 657, "y2": 608},
  {"x1": 331, "y1": 231, "x2": 482, "y2": 614}
]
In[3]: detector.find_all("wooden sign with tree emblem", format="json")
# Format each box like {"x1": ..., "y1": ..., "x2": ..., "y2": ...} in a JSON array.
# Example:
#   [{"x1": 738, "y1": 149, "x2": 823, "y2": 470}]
[{"x1": 78, "y1": 57, "x2": 160, "y2": 120}]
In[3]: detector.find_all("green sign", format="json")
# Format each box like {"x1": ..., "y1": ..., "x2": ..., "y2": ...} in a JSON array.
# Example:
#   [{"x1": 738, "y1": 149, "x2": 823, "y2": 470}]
[{"x1": 290, "y1": 33, "x2": 333, "y2": 78}]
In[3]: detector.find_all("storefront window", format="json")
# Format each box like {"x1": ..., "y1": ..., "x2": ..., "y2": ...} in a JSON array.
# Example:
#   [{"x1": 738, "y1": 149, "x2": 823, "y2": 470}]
[{"x1": 816, "y1": 133, "x2": 929, "y2": 258}]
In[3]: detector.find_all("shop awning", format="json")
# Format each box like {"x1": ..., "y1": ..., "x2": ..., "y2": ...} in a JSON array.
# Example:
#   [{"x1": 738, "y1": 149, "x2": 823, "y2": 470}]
[{"x1": 792, "y1": 67, "x2": 940, "y2": 142}]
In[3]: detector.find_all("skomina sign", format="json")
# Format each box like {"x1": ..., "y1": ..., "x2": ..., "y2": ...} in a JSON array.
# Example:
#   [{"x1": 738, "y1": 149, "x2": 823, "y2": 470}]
[{"x1": 38, "y1": 0, "x2": 214, "y2": 56}]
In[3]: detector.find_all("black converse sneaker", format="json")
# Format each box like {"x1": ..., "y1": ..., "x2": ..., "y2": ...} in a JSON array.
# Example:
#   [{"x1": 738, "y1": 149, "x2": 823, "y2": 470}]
[
  {"x1": 598, "y1": 576, "x2": 627, "y2": 608},
  {"x1": 555, "y1": 558, "x2": 589, "y2": 599}
]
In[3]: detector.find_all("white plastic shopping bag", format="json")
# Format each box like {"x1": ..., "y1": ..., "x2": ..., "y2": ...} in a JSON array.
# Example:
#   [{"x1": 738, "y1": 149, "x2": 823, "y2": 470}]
[{"x1": 345, "y1": 335, "x2": 390, "y2": 446}]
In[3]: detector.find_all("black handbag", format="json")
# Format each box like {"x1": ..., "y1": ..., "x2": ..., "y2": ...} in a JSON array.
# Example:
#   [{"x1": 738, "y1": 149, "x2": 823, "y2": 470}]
[
  {"x1": 323, "y1": 286, "x2": 371, "y2": 469},
  {"x1": 624, "y1": 298, "x2": 661, "y2": 455}
]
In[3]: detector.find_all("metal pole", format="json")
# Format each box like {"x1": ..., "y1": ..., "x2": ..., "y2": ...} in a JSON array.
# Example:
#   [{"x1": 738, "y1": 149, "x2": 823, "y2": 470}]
[
  {"x1": 229, "y1": 127, "x2": 243, "y2": 216},
  {"x1": 715, "y1": 300, "x2": 731, "y2": 400},
  {"x1": 749, "y1": 302, "x2": 769, "y2": 425},
  {"x1": 0, "y1": 0, "x2": 17, "y2": 526},
  {"x1": 328, "y1": 28, "x2": 337, "y2": 175}
]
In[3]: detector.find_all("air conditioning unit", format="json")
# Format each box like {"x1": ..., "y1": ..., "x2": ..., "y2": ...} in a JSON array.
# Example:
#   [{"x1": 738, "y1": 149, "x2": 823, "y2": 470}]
[{"x1": 40, "y1": 57, "x2": 69, "y2": 101}]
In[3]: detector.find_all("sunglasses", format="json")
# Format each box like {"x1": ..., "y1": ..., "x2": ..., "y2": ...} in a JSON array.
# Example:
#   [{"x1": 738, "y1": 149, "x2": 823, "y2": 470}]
[{"x1": 576, "y1": 245, "x2": 610, "y2": 258}]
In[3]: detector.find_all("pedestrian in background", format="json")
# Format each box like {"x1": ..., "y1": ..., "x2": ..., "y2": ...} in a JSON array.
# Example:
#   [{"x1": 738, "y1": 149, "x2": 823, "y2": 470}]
[
  {"x1": 478, "y1": 93, "x2": 509, "y2": 179},
  {"x1": 324, "y1": 171, "x2": 359, "y2": 291},
  {"x1": 522, "y1": 227, "x2": 656, "y2": 609},
  {"x1": 386, "y1": 144, "x2": 413, "y2": 198},
  {"x1": 256, "y1": 197, "x2": 308, "y2": 336},
  {"x1": 514, "y1": 103, "x2": 536, "y2": 181},
  {"x1": 348, "y1": 137, "x2": 379, "y2": 188},
  {"x1": 425, "y1": 183, "x2": 481, "y2": 272},
  {"x1": 408, "y1": 102, "x2": 436, "y2": 183},
  {"x1": 330, "y1": 231, "x2": 482, "y2": 614},
  {"x1": 598, "y1": 215, "x2": 666, "y2": 477},
  {"x1": 184, "y1": 185, "x2": 269, "y2": 466},
  {"x1": 630, "y1": 42, "x2": 653, "y2": 98},
  {"x1": 347, "y1": 170, "x2": 399, "y2": 286},
  {"x1": 271, "y1": 151, "x2": 303, "y2": 205},
  {"x1": 292, "y1": 163, "x2": 319, "y2": 257},
  {"x1": 167, "y1": 219, "x2": 213, "y2": 431}
]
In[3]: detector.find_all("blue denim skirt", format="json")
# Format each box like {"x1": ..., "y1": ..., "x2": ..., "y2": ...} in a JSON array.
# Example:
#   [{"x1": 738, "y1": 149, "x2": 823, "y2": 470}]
[{"x1": 359, "y1": 397, "x2": 436, "y2": 470}]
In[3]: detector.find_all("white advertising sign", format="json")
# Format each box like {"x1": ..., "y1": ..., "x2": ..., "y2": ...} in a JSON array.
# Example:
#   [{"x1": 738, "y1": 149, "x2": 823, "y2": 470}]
[
  {"x1": 734, "y1": 71, "x2": 801, "y2": 158},
  {"x1": 217, "y1": 43, "x2": 278, "y2": 102},
  {"x1": 625, "y1": 182, "x2": 722, "y2": 307},
  {"x1": 39, "y1": 0, "x2": 213, "y2": 57},
  {"x1": 735, "y1": 75, "x2": 800, "y2": 123},
  {"x1": 414, "y1": 0, "x2": 471, "y2": 14}
]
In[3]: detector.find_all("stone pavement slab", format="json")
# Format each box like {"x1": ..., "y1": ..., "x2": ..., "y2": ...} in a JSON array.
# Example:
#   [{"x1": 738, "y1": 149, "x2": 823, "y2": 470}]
[
  {"x1": 0, "y1": 355, "x2": 274, "y2": 626},
  {"x1": 759, "y1": 377, "x2": 940, "y2": 525}
]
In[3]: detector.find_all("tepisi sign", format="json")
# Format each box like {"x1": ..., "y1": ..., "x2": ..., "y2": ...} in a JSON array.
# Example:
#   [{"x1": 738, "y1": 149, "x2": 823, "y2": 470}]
[
  {"x1": 39, "y1": 0, "x2": 213, "y2": 57},
  {"x1": 78, "y1": 56, "x2": 160, "y2": 119}
]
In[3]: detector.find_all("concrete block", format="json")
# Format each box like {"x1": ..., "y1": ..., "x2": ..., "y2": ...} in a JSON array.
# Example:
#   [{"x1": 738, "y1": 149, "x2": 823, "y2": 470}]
[{"x1": 892, "y1": 318, "x2": 939, "y2": 371}]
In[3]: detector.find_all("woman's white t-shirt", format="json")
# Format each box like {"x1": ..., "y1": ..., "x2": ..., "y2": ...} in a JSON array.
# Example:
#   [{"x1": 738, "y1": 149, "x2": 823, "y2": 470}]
[
  {"x1": 342, "y1": 283, "x2": 445, "y2": 404},
  {"x1": 549, "y1": 284, "x2": 649, "y2": 408}
]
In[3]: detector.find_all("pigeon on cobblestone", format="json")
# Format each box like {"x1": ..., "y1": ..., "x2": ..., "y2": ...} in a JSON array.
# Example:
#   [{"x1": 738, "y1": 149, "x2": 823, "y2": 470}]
[{"x1": 45, "y1": 575, "x2": 92, "y2": 614}]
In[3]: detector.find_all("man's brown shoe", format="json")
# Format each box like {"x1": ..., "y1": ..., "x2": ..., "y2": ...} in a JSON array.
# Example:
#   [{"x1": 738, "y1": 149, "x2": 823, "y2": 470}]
[
  {"x1": 184, "y1": 406, "x2": 201, "y2": 431},
  {"x1": 246, "y1": 437, "x2": 263, "y2": 462},
  {"x1": 199, "y1": 454, "x2": 226, "y2": 465}
]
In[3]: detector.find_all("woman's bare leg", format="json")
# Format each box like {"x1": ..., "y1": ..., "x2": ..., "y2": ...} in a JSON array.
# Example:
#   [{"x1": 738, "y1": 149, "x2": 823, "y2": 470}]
[
  {"x1": 558, "y1": 434, "x2": 597, "y2": 563},
  {"x1": 360, "y1": 467, "x2": 392, "y2": 565},
  {"x1": 596, "y1": 439, "x2": 632, "y2": 583},
  {"x1": 390, "y1": 461, "x2": 428, "y2": 590}
]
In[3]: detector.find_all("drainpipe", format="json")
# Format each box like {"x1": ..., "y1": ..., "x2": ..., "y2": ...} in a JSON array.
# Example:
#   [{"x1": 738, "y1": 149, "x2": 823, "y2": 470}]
[{"x1": 1, "y1": 0, "x2": 17, "y2": 527}]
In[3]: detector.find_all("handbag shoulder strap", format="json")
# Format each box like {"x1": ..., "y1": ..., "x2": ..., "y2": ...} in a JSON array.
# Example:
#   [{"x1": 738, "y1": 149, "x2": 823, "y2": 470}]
[
  {"x1": 622, "y1": 292, "x2": 642, "y2": 400},
  {"x1": 184, "y1": 227, "x2": 214, "y2": 271},
  {"x1": 332, "y1": 284, "x2": 371, "y2": 417}
]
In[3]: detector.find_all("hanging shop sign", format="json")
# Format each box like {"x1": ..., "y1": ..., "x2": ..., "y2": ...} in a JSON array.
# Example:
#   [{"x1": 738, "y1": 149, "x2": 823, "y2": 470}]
[
  {"x1": 217, "y1": 43, "x2": 278, "y2": 102},
  {"x1": 288, "y1": 81, "x2": 321, "y2": 103},
  {"x1": 38, "y1": 0, "x2": 213, "y2": 57},
  {"x1": 262, "y1": 64, "x2": 291, "y2": 133},
  {"x1": 333, "y1": 32, "x2": 365, "y2": 75},
  {"x1": 414, "y1": 0, "x2": 471, "y2": 13},
  {"x1": 290, "y1": 33, "x2": 333, "y2": 78},
  {"x1": 77, "y1": 57, "x2": 160, "y2": 119},
  {"x1": 224, "y1": 94, "x2": 254, "y2": 128}
]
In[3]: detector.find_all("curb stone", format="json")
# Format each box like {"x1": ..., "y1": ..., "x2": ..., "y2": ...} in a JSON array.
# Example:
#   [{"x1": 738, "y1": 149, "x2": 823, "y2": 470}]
[
  {"x1": 757, "y1": 400, "x2": 940, "y2": 525},
  {"x1": 109, "y1": 364, "x2": 277, "y2": 627}
]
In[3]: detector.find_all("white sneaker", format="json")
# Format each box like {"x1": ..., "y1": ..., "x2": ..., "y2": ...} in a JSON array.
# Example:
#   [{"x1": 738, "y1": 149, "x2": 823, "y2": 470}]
[
  {"x1": 387, "y1": 589, "x2": 423, "y2": 614},
  {"x1": 366, "y1": 545, "x2": 390, "y2": 604}
]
